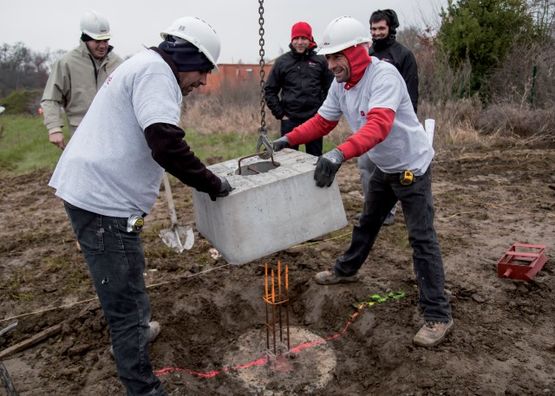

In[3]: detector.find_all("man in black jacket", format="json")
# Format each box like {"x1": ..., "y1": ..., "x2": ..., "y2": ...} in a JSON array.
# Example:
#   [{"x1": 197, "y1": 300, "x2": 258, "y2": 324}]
[
  {"x1": 264, "y1": 21, "x2": 333, "y2": 156},
  {"x1": 360, "y1": 9, "x2": 420, "y2": 225},
  {"x1": 369, "y1": 9, "x2": 418, "y2": 112}
]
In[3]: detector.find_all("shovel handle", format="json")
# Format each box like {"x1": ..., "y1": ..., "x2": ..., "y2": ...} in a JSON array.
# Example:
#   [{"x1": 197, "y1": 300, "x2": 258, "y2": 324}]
[{"x1": 162, "y1": 173, "x2": 179, "y2": 226}]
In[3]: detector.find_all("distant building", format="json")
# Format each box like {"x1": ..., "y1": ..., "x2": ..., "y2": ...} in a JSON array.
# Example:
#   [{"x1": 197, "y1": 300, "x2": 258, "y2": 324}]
[{"x1": 199, "y1": 63, "x2": 273, "y2": 93}]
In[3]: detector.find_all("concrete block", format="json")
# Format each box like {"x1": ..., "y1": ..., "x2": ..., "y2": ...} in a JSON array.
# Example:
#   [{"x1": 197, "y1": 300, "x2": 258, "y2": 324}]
[{"x1": 192, "y1": 149, "x2": 348, "y2": 264}]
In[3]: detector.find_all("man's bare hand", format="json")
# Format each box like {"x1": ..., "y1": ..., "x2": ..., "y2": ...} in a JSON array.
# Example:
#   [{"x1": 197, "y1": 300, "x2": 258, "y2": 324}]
[{"x1": 49, "y1": 132, "x2": 66, "y2": 150}]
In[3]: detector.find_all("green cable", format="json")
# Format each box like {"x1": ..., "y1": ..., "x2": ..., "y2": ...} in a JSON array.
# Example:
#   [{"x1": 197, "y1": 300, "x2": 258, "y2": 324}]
[{"x1": 353, "y1": 291, "x2": 406, "y2": 309}]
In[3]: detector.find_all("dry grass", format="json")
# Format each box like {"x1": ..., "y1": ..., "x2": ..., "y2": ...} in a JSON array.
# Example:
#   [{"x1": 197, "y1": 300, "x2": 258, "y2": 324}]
[
  {"x1": 182, "y1": 87, "x2": 352, "y2": 142},
  {"x1": 420, "y1": 99, "x2": 555, "y2": 150},
  {"x1": 182, "y1": 95, "x2": 276, "y2": 136},
  {"x1": 181, "y1": 80, "x2": 554, "y2": 153},
  {"x1": 476, "y1": 104, "x2": 555, "y2": 136},
  {"x1": 181, "y1": 80, "x2": 279, "y2": 136}
]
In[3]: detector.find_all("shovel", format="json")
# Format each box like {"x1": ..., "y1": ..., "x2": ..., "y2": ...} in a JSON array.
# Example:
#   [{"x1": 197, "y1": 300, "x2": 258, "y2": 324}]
[{"x1": 159, "y1": 173, "x2": 194, "y2": 253}]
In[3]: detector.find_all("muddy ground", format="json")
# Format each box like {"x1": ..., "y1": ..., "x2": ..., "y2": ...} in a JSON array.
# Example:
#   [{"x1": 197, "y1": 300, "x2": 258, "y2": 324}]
[{"x1": 0, "y1": 143, "x2": 554, "y2": 395}]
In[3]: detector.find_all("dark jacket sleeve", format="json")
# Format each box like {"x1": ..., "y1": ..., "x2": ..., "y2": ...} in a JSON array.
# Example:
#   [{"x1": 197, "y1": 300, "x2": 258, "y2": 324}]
[
  {"x1": 264, "y1": 60, "x2": 285, "y2": 120},
  {"x1": 144, "y1": 123, "x2": 221, "y2": 194},
  {"x1": 399, "y1": 50, "x2": 419, "y2": 113},
  {"x1": 321, "y1": 60, "x2": 334, "y2": 96}
]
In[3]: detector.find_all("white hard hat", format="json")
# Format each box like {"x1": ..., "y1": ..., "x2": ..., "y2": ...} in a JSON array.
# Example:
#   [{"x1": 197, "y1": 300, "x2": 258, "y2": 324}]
[
  {"x1": 317, "y1": 16, "x2": 371, "y2": 55},
  {"x1": 80, "y1": 10, "x2": 111, "y2": 40},
  {"x1": 160, "y1": 16, "x2": 221, "y2": 69}
]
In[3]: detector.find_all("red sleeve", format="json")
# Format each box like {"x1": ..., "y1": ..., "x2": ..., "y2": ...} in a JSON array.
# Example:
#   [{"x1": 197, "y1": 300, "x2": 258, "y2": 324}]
[
  {"x1": 286, "y1": 114, "x2": 338, "y2": 147},
  {"x1": 337, "y1": 108, "x2": 395, "y2": 160}
]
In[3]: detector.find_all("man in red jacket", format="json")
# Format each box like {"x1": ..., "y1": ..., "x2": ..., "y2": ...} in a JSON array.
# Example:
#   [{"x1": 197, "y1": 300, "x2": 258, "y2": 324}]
[{"x1": 360, "y1": 8, "x2": 420, "y2": 225}]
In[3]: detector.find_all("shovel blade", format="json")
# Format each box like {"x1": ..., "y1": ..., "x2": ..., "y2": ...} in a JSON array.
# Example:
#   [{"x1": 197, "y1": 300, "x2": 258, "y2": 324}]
[{"x1": 159, "y1": 226, "x2": 194, "y2": 253}]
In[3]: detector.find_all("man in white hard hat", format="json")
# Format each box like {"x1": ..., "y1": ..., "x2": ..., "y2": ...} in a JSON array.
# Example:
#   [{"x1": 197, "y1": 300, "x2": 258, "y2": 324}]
[
  {"x1": 357, "y1": 8, "x2": 421, "y2": 226},
  {"x1": 41, "y1": 10, "x2": 123, "y2": 150},
  {"x1": 273, "y1": 16, "x2": 453, "y2": 348},
  {"x1": 49, "y1": 16, "x2": 232, "y2": 395}
]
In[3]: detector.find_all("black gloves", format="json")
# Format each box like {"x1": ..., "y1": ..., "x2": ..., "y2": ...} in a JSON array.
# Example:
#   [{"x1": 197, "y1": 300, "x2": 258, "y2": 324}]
[
  {"x1": 272, "y1": 136, "x2": 290, "y2": 152},
  {"x1": 209, "y1": 176, "x2": 233, "y2": 201},
  {"x1": 314, "y1": 148, "x2": 344, "y2": 188}
]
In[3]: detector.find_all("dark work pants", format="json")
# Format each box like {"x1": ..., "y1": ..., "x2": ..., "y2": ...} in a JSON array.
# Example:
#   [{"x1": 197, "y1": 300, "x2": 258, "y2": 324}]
[
  {"x1": 64, "y1": 202, "x2": 166, "y2": 396},
  {"x1": 334, "y1": 166, "x2": 452, "y2": 322},
  {"x1": 281, "y1": 117, "x2": 323, "y2": 157},
  {"x1": 357, "y1": 154, "x2": 397, "y2": 218}
]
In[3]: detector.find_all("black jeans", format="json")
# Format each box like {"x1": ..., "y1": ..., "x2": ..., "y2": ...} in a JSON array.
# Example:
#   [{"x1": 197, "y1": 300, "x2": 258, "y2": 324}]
[
  {"x1": 334, "y1": 166, "x2": 452, "y2": 322},
  {"x1": 64, "y1": 202, "x2": 166, "y2": 396},
  {"x1": 281, "y1": 117, "x2": 323, "y2": 157},
  {"x1": 357, "y1": 154, "x2": 397, "y2": 219}
]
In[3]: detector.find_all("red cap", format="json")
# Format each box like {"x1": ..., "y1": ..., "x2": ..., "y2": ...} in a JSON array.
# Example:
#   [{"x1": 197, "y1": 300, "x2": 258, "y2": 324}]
[{"x1": 291, "y1": 21, "x2": 313, "y2": 41}]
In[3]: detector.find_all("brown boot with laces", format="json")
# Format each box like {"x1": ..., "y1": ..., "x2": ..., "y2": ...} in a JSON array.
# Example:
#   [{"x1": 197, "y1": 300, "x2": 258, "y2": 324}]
[{"x1": 413, "y1": 319, "x2": 454, "y2": 347}]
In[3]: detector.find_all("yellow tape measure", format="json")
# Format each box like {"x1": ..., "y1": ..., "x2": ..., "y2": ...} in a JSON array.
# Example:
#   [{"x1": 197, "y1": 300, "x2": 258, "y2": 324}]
[{"x1": 400, "y1": 170, "x2": 414, "y2": 185}]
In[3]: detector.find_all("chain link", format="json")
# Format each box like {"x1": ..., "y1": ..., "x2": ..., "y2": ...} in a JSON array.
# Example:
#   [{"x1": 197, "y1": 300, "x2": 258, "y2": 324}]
[
  {"x1": 258, "y1": 0, "x2": 266, "y2": 133},
  {"x1": 255, "y1": 0, "x2": 272, "y2": 155}
]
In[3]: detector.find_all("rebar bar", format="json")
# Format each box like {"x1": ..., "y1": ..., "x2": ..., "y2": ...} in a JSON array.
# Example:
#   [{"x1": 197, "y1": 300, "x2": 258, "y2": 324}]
[
  {"x1": 263, "y1": 261, "x2": 290, "y2": 356},
  {"x1": 264, "y1": 263, "x2": 270, "y2": 351}
]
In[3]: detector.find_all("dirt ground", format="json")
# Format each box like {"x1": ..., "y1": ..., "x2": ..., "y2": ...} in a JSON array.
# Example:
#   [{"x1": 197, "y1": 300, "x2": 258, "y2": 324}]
[{"x1": 0, "y1": 142, "x2": 554, "y2": 395}]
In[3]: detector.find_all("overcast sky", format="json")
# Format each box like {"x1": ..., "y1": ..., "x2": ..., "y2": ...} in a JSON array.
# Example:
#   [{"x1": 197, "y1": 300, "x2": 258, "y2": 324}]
[{"x1": 1, "y1": 0, "x2": 447, "y2": 63}]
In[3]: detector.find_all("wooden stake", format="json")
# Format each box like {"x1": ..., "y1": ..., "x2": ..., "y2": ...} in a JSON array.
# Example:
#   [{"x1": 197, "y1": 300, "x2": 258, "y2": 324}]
[{"x1": 0, "y1": 323, "x2": 62, "y2": 360}]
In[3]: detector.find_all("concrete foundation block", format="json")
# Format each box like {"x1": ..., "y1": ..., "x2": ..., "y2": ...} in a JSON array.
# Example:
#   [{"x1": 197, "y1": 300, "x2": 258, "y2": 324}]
[{"x1": 192, "y1": 149, "x2": 348, "y2": 265}]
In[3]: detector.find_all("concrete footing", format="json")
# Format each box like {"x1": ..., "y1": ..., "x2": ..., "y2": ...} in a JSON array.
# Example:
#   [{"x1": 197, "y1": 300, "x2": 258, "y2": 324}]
[{"x1": 192, "y1": 149, "x2": 348, "y2": 264}]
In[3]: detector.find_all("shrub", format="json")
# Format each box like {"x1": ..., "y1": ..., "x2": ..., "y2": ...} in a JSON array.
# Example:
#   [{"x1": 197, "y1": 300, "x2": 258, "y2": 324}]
[
  {"x1": 437, "y1": 0, "x2": 538, "y2": 99},
  {"x1": 488, "y1": 40, "x2": 555, "y2": 107},
  {"x1": 0, "y1": 89, "x2": 42, "y2": 115}
]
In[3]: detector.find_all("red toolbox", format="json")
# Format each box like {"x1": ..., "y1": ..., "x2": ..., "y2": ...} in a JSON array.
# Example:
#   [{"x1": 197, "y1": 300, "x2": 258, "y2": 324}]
[{"x1": 497, "y1": 243, "x2": 548, "y2": 281}]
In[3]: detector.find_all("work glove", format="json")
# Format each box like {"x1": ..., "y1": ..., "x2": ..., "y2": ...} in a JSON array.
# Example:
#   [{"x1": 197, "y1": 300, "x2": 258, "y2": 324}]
[
  {"x1": 209, "y1": 176, "x2": 233, "y2": 201},
  {"x1": 272, "y1": 136, "x2": 290, "y2": 152},
  {"x1": 314, "y1": 148, "x2": 344, "y2": 188}
]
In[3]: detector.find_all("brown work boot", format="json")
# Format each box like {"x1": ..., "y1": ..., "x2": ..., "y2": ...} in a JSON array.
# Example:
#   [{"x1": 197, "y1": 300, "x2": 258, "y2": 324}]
[
  {"x1": 314, "y1": 270, "x2": 359, "y2": 285},
  {"x1": 413, "y1": 319, "x2": 454, "y2": 347}
]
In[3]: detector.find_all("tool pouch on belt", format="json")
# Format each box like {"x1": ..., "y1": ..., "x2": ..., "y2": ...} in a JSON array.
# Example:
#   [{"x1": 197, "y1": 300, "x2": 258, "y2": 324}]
[
  {"x1": 126, "y1": 215, "x2": 145, "y2": 233},
  {"x1": 399, "y1": 170, "x2": 414, "y2": 186}
]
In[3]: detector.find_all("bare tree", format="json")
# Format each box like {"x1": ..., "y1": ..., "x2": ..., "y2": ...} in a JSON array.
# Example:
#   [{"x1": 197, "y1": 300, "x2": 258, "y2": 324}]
[{"x1": 0, "y1": 42, "x2": 52, "y2": 97}]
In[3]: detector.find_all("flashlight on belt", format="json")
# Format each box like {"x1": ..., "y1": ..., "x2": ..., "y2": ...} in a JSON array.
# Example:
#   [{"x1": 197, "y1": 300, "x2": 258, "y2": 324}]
[
  {"x1": 399, "y1": 170, "x2": 414, "y2": 186},
  {"x1": 127, "y1": 215, "x2": 144, "y2": 233}
]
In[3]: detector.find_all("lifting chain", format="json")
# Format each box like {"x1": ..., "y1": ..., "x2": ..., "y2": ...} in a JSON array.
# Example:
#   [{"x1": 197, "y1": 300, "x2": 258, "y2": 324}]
[{"x1": 255, "y1": 0, "x2": 272, "y2": 156}]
